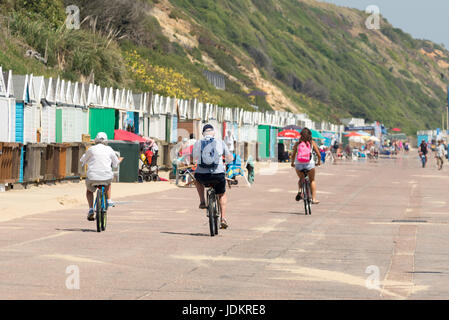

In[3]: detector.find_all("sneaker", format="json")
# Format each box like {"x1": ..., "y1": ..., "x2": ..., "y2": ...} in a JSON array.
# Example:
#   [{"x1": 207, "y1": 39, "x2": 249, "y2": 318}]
[
  {"x1": 107, "y1": 200, "x2": 115, "y2": 208},
  {"x1": 87, "y1": 209, "x2": 95, "y2": 221},
  {"x1": 220, "y1": 219, "x2": 228, "y2": 229}
]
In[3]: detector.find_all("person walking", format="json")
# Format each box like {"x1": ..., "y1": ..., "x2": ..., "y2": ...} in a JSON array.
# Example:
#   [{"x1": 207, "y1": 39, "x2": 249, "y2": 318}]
[
  {"x1": 224, "y1": 130, "x2": 235, "y2": 154},
  {"x1": 436, "y1": 140, "x2": 446, "y2": 170}
]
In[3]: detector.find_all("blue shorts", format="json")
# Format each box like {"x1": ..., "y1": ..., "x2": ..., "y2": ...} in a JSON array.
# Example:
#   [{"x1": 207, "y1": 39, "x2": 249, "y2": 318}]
[{"x1": 295, "y1": 161, "x2": 315, "y2": 171}]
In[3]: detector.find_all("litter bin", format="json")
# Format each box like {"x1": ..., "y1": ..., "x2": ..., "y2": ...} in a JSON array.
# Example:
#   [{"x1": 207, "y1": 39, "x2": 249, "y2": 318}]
[{"x1": 108, "y1": 141, "x2": 139, "y2": 182}]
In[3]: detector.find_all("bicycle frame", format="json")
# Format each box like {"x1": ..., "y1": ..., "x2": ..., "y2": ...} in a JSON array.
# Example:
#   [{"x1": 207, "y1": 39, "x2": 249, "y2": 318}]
[{"x1": 94, "y1": 186, "x2": 107, "y2": 212}]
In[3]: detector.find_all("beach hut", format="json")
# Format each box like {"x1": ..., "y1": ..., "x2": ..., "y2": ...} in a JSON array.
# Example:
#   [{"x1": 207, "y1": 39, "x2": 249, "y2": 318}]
[
  {"x1": 113, "y1": 88, "x2": 126, "y2": 131},
  {"x1": 176, "y1": 98, "x2": 202, "y2": 140},
  {"x1": 11, "y1": 74, "x2": 34, "y2": 182},
  {"x1": 140, "y1": 93, "x2": 151, "y2": 137},
  {"x1": 149, "y1": 94, "x2": 167, "y2": 141},
  {"x1": 12, "y1": 74, "x2": 33, "y2": 145},
  {"x1": 163, "y1": 96, "x2": 178, "y2": 144},
  {"x1": 133, "y1": 93, "x2": 144, "y2": 135},
  {"x1": 30, "y1": 75, "x2": 49, "y2": 143},
  {"x1": 122, "y1": 90, "x2": 139, "y2": 134},
  {"x1": 0, "y1": 68, "x2": 16, "y2": 142},
  {"x1": 72, "y1": 82, "x2": 89, "y2": 142},
  {"x1": 256, "y1": 112, "x2": 279, "y2": 161},
  {"x1": 204, "y1": 103, "x2": 222, "y2": 140},
  {"x1": 41, "y1": 77, "x2": 57, "y2": 143},
  {"x1": 88, "y1": 85, "x2": 116, "y2": 140},
  {"x1": 55, "y1": 79, "x2": 80, "y2": 142},
  {"x1": 23, "y1": 75, "x2": 38, "y2": 143}
]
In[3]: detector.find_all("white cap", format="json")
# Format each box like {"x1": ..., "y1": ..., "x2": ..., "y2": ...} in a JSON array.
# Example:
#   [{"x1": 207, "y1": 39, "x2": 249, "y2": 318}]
[{"x1": 95, "y1": 132, "x2": 108, "y2": 143}]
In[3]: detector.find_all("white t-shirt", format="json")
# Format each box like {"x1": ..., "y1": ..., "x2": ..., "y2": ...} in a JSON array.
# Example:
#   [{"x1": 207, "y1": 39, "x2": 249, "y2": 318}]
[
  {"x1": 437, "y1": 144, "x2": 445, "y2": 157},
  {"x1": 224, "y1": 134, "x2": 235, "y2": 152},
  {"x1": 80, "y1": 144, "x2": 120, "y2": 181}
]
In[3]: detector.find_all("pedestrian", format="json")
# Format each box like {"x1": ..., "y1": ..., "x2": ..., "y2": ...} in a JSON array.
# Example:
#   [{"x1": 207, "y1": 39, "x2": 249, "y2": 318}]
[
  {"x1": 224, "y1": 130, "x2": 235, "y2": 154},
  {"x1": 436, "y1": 140, "x2": 445, "y2": 170},
  {"x1": 319, "y1": 144, "x2": 326, "y2": 164},
  {"x1": 188, "y1": 133, "x2": 196, "y2": 147},
  {"x1": 331, "y1": 139, "x2": 339, "y2": 161}
]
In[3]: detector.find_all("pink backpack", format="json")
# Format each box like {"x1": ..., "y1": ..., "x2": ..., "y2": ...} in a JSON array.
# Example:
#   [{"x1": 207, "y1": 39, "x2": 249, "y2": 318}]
[{"x1": 296, "y1": 141, "x2": 312, "y2": 163}]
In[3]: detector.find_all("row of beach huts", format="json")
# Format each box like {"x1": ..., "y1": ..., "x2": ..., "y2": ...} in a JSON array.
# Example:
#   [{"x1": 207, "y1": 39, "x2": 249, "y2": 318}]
[{"x1": 0, "y1": 67, "x2": 345, "y2": 188}]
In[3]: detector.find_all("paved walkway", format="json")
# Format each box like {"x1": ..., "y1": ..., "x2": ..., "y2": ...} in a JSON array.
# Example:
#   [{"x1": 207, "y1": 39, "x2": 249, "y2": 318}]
[{"x1": 1, "y1": 152, "x2": 449, "y2": 299}]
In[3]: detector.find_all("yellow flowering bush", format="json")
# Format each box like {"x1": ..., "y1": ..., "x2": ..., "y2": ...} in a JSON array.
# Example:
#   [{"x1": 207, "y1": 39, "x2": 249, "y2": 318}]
[{"x1": 125, "y1": 51, "x2": 219, "y2": 104}]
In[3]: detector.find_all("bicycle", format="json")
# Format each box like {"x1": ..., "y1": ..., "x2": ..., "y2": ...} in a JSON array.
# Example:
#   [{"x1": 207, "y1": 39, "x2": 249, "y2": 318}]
[
  {"x1": 420, "y1": 153, "x2": 427, "y2": 168},
  {"x1": 206, "y1": 184, "x2": 221, "y2": 237},
  {"x1": 93, "y1": 184, "x2": 108, "y2": 232},
  {"x1": 301, "y1": 170, "x2": 312, "y2": 215}
]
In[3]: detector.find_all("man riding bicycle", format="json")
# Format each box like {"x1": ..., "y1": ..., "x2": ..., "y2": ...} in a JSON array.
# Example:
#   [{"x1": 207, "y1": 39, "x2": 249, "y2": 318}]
[
  {"x1": 419, "y1": 140, "x2": 428, "y2": 168},
  {"x1": 80, "y1": 132, "x2": 122, "y2": 221},
  {"x1": 193, "y1": 124, "x2": 233, "y2": 229}
]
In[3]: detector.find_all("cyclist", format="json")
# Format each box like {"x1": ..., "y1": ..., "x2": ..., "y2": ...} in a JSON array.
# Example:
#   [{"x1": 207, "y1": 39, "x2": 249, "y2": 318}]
[
  {"x1": 291, "y1": 128, "x2": 321, "y2": 204},
  {"x1": 193, "y1": 124, "x2": 233, "y2": 229},
  {"x1": 419, "y1": 140, "x2": 428, "y2": 168},
  {"x1": 80, "y1": 132, "x2": 122, "y2": 221}
]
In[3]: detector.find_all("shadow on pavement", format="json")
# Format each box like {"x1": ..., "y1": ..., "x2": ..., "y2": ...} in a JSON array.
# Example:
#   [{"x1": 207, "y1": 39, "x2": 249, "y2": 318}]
[
  {"x1": 55, "y1": 228, "x2": 97, "y2": 233},
  {"x1": 161, "y1": 231, "x2": 210, "y2": 237},
  {"x1": 268, "y1": 211, "x2": 303, "y2": 215}
]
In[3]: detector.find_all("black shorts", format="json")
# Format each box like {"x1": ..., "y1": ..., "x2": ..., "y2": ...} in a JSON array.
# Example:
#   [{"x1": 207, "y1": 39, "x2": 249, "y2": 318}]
[{"x1": 195, "y1": 173, "x2": 226, "y2": 195}]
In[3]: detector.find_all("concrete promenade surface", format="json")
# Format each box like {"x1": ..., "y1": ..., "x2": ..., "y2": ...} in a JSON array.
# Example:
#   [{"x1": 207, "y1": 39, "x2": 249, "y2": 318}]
[{"x1": 0, "y1": 153, "x2": 449, "y2": 300}]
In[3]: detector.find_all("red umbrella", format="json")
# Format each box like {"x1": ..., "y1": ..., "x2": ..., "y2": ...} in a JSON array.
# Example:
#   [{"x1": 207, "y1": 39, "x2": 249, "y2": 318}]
[
  {"x1": 344, "y1": 132, "x2": 362, "y2": 137},
  {"x1": 391, "y1": 128, "x2": 401, "y2": 132},
  {"x1": 278, "y1": 129, "x2": 301, "y2": 139},
  {"x1": 114, "y1": 129, "x2": 147, "y2": 142}
]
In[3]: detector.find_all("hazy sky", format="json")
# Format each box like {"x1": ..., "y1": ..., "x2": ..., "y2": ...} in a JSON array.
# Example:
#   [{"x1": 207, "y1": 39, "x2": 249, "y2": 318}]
[{"x1": 319, "y1": 0, "x2": 449, "y2": 48}]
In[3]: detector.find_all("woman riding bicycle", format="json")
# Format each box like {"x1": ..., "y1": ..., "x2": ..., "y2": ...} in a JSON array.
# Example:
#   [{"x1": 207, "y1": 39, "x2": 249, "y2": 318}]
[{"x1": 291, "y1": 128, "x2": 321, "y2": 204}]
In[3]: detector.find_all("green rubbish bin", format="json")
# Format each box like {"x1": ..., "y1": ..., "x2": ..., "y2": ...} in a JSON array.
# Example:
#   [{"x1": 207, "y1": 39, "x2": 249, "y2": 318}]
[{"x1": 108, "y1": 141, "x2": 139, "y2": 183}]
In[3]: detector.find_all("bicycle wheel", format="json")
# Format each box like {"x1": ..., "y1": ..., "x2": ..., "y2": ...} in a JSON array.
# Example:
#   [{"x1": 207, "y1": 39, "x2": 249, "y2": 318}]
[
  {"x1": 307, "y1": 185, "x2": 312, "y2": 216},
  {"x1": 302, "y1": 181, "x2": 308, "y2": 215},
  {"x1": 303, "y1": 180, "x2": 312, "y2": 215},
  {"x1": 207, "y1": 191, "x2": 216, "y2": 237},
  {"x1": 101, "y1": 190, "x2": 107, "y2": 231},
  {"x1": 214, "y1": 197, "x2": 220, "y2": 235},
  {"x1": 95, "y1": 189, "x2": 102, "y2": 232}
]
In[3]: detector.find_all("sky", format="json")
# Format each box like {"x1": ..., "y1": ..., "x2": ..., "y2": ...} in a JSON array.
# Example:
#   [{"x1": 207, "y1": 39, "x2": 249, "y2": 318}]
[{"x1": 319, "y1": 0, "x2": 449, "y2": 48}]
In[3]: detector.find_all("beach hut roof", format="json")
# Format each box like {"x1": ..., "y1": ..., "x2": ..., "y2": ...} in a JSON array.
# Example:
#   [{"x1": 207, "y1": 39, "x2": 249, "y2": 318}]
[
  {"x1": 133, "y1": 93, "x2": 142, "y2": 111},
  {"x1": 11, "y1": 74, "x2": 29, "y2": 102},
  {"x1": 0, "y1": 68, "x2": 6, "y2": 96},
  {"x1": 44, "y1": 77, "x2": 56, "y2": 102},
  {"x1": 31, "y1": 75, "x2": 47, "y2": 103}
]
